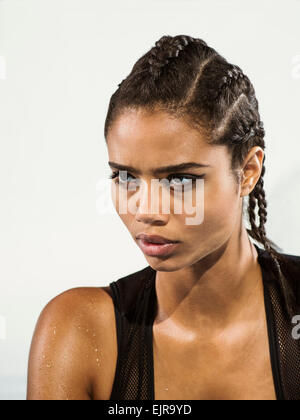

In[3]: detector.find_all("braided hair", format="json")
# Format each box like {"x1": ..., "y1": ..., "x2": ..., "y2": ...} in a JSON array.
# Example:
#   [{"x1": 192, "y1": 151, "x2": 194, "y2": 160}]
[{"x1": 104, "y1": 34, "x2": 296, "y2": 318}]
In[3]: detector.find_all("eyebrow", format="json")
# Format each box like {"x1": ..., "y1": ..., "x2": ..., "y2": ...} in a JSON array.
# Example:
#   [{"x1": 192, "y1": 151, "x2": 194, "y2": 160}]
[{"x1": 108, "y1": 161, "x2": 211, "y2": 176}]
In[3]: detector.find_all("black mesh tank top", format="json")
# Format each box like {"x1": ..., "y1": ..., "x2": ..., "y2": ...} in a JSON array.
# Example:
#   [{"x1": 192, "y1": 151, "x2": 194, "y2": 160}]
[{"x1": 107, "y1": 244, "x2": 300, "y2": 400}]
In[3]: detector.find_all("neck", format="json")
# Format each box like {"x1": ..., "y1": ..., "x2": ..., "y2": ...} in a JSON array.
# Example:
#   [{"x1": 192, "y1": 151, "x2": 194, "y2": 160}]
[{"x1": 154, "y1": 228, "x2": 263, "y2": 334}]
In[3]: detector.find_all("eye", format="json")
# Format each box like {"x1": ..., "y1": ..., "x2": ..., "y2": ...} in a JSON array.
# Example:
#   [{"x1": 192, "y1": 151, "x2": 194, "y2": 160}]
[
  {"x1": 108, "y1": 171, "x2": 137, "y2": 185},
  {"x1": 168, "y1": 175, "x2": 193, "y2": 185},
  {"x1": 167, "y1": 174, "x2": 205, "y2": 189}
]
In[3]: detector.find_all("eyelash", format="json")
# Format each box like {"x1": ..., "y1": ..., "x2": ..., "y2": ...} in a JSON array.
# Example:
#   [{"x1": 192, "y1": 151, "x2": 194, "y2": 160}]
[{"x1": 108, "y1": 171, "x2": 205, "y2": 186}]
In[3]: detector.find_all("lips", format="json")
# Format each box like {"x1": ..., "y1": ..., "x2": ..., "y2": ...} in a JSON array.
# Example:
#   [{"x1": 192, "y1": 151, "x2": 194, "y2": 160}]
[
  {"x1": 136, "y1": 237, "x2": 180, "y2": 257},
  {"x1": 136, "y1": 233, "x2": 179, "y2": 244}
]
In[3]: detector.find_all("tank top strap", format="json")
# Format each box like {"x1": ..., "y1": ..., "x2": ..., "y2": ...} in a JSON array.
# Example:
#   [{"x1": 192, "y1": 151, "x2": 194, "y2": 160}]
[
  {"x1": 255, "y1": 244, "x2": 300, "y2": 400},
  {"x1": 108, "y1": 265, "x2": 157, "y2": 400}
]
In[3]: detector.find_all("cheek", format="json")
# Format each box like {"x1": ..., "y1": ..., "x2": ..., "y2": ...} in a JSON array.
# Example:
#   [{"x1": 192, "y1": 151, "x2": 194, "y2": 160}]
[
  {"x1": 207, "y1": 181, "x2": 239, "y2": 224},
  {"x1": 118, "y1": 213, "x2": 134, "y2": 231},
  {"x1": 111, "y1": 184, "x2": 135, "y2": 230},
  {"x1": 178, "y1": 177, "x2": 240, "y2": 238}
]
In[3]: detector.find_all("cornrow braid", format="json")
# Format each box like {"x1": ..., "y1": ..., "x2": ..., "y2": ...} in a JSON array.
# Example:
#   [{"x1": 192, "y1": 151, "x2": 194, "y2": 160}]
[
  {"x1": 215, "y1": 64, "x2": 247, "y2": 101},
  {"x1": 148, "y1": 35, "x2": 206, "y2": 80},
  {"x1": 104, "y1": 34, "x2": 296, "y2": 318},
  {"x1": 118, "y1": 78, "x2": 126, "y2": 88},
  {"x1": 247, "y1": 155, "x2": 296, "y2": 317}
]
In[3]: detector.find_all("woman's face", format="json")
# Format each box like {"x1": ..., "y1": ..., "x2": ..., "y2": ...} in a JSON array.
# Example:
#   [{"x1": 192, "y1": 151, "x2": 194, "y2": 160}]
[{"x1": 106, "y1": 108, "x2": 243, "y2": 271}]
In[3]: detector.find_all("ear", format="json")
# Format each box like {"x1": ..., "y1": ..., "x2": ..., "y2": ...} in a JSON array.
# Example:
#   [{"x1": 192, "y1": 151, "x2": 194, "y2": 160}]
[{"x1": 240, "y1": 147, "x2": 264, "y2": 197}]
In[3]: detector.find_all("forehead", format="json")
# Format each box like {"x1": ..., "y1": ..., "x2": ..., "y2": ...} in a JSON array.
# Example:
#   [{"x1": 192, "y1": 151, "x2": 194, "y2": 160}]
[{"x1": 106, "y1": 109, "x2": 228, "y2": 170}]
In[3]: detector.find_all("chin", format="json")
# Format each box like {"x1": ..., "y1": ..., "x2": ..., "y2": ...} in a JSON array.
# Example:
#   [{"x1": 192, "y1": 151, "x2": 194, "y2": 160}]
[{"x1": 146, "y1": 256, "x2": 187, "y2": 272}]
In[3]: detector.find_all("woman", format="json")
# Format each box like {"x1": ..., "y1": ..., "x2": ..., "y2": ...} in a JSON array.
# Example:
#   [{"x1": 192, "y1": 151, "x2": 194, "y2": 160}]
[{"x1": 27, "y1": 35, "x2": 300, "y2": 400}]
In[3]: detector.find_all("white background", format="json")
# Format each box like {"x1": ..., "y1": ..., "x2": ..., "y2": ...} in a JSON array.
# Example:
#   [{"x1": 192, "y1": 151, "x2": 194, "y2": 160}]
[{"x1": 0, "y1": 0, "x2": 300, "y2": 400}]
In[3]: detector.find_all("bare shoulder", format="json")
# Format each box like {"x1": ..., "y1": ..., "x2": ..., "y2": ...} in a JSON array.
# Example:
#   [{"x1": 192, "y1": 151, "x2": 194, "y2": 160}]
[{"x1": 27, "y1": 286, "x2": 117, "y2": 400}]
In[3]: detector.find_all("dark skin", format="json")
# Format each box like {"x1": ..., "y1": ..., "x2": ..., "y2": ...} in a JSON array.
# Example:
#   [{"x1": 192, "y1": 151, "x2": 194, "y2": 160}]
[{"x1": 27, "y1": 109, "x2": 276, "y2": 400}]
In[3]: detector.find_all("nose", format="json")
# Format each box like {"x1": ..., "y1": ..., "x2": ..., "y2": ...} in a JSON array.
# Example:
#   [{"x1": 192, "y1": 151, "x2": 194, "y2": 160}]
[{"x1": 135, "y1": 178, "x2": 169, "y2": 225}]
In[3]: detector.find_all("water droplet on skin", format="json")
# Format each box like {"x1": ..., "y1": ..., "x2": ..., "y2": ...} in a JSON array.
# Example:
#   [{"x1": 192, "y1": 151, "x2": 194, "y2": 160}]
[
  {"x1": 96, "y1": 358, "x2": 100, "y2": 363},
  {"x1": 165, "y1": 387, "x2": 169, "y2": 391},
  {"x1": 92, "y1": 333, "x2": 96, "y2": 337},
  {"x1": 94, "y1": 348, "x2": 98, "y2": 352},
  {"x1": 42, "y1": 355, "x2": 46, "y2": 359},
  {"x1": 46, "y1": 363, "x2": 52, "y2": 368},
  {"x1": 86, "y1": 329, "x2": 89, "y2": 333}
]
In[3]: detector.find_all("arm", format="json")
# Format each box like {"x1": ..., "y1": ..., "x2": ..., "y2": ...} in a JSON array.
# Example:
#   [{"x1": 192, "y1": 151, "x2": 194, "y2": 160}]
[{"x1": 26, "y1": 288, "x2": 97, "y2": 400}]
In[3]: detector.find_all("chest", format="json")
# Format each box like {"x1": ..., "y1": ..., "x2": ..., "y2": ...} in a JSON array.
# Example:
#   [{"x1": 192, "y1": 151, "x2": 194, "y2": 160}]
[{"x1": 152, "y1": 319, "x2": 277, "y2": 400}]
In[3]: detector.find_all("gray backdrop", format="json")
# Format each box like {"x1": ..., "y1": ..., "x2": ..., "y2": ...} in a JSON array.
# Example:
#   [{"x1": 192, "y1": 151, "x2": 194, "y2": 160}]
[{"x1": 0, "y1": 0, "x2": 299, "y2": 400}]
